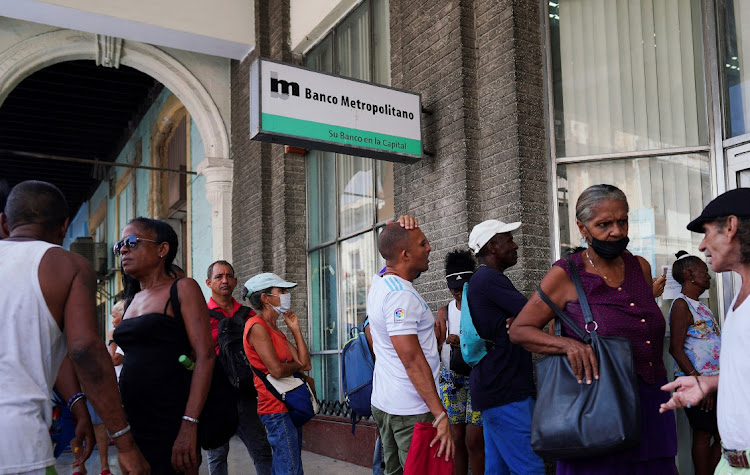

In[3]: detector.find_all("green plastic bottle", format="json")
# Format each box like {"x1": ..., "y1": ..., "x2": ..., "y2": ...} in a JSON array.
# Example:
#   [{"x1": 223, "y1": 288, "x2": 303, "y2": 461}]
[{"x1": 179, "y1": 355, "x2": 195, "y2": 371}]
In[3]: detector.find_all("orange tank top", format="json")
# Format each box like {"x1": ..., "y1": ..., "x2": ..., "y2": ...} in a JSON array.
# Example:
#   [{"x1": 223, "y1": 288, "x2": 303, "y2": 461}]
[{"x1": 243, "y1": 316, "x2": 294, "y2": 414}]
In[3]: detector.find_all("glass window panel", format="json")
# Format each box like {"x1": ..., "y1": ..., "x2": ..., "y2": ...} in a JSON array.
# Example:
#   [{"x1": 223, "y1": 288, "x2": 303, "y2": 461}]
[
  {"x1": 557, "y1": 153, "x2": 717, "y2": 317},
  {"x1": 339, "y1": 232, "x2": 376, "y2": 344},
  {"x1": 720, "y1": 0, "x2": 750, "y2": 138},
  {"x1": 311, "y1": 354, "x2": 340, "y2": 402},
  {"x1": 376, "y1": 226, "x2": 386, "y2": 272},
  {"x1": 338, "y1": 155, "x2": 375, "y2": 236},
  {"x1": 740, "y1": 169, "x2": 750, "y2": 188},
  {"x1": 551, "y1": 0, "x2": 707, "y2": 157},
  {"x1": 336, "y1": 2, "x2": 371, "y2": 81},
  {"x1": 305, "y1": 34, "x2": 333, "y2": 73},
  {"x1": 376, "y1": 159, "x2": 394, "y2": 222},
  {"x1": 372, "y1": 0, "x2": 391, "y2": 86},
  {"x1": 307, "y1": 150, "x2": 337, "y2": 246},
  {"x1": 309, "y1": 245, "x2": 338, "y2": 352}
]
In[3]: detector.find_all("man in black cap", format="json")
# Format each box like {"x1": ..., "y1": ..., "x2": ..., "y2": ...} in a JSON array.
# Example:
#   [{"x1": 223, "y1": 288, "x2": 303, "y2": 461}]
[{"x1": 660, "y1": 187, "x2": 750, "y2": 472}]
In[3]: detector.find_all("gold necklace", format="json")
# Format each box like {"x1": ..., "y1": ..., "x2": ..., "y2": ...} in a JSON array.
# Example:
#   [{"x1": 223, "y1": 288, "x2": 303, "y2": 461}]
[{"x1": 585, "y1": 249, "x2": 625, "y2": 286}]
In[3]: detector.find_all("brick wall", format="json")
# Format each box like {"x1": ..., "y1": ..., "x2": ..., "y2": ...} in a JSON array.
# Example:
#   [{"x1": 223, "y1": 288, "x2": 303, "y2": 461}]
[
  {"x1": 231, "y1": 0, "x2": 548, "y2": 354},
  {"x1": 231, "y1": 0, "x2": 308, "y2": 336},
  {"x1": 391, "y1": 0, "x2": 549, "y2": 306}
]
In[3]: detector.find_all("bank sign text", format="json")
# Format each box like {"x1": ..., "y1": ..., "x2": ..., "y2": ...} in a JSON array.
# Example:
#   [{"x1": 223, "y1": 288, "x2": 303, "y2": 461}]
[{"x1": 249, "y1": 58, "x2": 422, "y2": 163}]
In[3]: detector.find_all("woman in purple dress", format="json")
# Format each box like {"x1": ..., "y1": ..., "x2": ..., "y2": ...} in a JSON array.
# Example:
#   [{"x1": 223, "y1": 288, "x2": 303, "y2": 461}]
[{"x1": 509, "y1": 184, "x2": 677, "y2": 474}]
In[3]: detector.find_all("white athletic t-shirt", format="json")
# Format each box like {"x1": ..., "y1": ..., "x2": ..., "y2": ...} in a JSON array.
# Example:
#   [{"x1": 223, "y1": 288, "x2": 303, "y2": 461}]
[
  {"x1": 717, "y1": 293, "x2": 750, "y2": 449},
  {"x1": 368, "y1": 274, "x2": 439, "y2": 416}
]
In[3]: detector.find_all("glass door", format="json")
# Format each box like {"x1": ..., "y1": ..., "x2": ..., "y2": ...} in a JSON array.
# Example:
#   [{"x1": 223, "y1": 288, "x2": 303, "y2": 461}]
[{"x1": 724, "y1": 143, "x2": 750, "y2": 308}]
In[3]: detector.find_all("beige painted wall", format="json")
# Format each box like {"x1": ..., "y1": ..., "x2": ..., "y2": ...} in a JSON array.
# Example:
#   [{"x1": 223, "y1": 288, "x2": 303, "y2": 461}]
[
  {"x1": 39, "y1": 0, "x2": 253, "y2": 44},
  {"x1": 290, "y1": 0, "x2": 359, "y2": 53}
]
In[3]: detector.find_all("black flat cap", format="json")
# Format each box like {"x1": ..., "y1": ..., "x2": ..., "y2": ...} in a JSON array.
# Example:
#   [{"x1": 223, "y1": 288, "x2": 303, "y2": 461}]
[{"x1": 687, "y1": 188, "x2": 750, "y2": 232}]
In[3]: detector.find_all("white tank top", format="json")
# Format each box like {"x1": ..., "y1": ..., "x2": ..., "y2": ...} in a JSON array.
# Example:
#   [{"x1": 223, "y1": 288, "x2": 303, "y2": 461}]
[
  {"x1": 0, "y1": 240, "x2": 67, "y2": 473},
  {"x1": 440, "y1": 300, "x2": 461, "y2": 369}
]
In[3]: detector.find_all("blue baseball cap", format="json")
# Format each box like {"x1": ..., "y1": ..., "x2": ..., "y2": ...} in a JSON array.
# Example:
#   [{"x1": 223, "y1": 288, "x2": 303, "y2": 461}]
[{"x1": 244, "y1": 272, "x2": 297, "y2": 295}]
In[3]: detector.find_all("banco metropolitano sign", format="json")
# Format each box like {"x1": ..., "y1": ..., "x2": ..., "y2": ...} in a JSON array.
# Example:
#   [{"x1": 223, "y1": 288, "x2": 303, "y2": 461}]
[{"x1": 249, "y1": 58, "x2": 422, "y2": 163}]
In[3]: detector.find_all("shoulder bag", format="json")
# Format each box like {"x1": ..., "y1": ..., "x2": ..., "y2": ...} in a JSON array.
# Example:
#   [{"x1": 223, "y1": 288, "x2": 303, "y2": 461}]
[
  {"x1": 170, "y1": 280, "x2": 239, "y2": 450},
  {"x1": 250, "y1": 365, "x2": 319, "y2": 427},
  {"x1": 530, "y1": 258, "x2": 641, "y2": 460},
  {"x1": 446, "y1": 305, "x2": 472, "y2": 376}
]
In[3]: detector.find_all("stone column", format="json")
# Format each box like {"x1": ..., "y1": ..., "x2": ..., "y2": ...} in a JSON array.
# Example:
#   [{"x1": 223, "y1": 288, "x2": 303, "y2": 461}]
[{"x1": 197, "y1": 157, "x2": 233, "y2": 262}]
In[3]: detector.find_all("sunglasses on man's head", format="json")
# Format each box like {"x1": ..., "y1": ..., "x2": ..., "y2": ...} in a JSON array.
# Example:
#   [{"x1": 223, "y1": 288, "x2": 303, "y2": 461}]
[{"x1": 113, "y1": 235, "x2": 160, "y2": 256}]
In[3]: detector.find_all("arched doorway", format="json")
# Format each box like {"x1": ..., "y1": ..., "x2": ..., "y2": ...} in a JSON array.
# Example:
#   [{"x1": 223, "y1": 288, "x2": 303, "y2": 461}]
[{"x1": 0, "y1": 28, "x2": 233, "y2": 261}]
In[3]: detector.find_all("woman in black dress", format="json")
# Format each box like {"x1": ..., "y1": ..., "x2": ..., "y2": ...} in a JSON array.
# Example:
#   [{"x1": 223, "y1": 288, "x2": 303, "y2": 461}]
[{"x1": 113, "y1": 217, "x2": 214, "y2": 474}]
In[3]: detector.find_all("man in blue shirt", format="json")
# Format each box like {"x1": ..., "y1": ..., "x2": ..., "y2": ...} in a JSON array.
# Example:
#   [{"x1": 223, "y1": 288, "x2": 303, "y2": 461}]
[{"x1": 466, "y1": 219, "x2": 544, "y2": 474}]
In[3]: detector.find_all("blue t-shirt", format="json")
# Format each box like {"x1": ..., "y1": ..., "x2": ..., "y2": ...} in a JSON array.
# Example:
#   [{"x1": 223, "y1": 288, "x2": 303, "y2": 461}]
[{"x1": 467, "y1": 265, "x2": 535, "y2": 410}]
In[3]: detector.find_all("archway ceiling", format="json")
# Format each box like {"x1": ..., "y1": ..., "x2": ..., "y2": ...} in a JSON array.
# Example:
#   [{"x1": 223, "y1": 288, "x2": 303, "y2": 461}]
[{"x1": 0, "y1": 59, "x2": 161, "y2": 218}]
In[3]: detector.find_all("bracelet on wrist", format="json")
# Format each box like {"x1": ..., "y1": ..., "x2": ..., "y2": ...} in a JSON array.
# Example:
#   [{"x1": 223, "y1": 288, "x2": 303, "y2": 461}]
[
  {"x1": 108, "y1": 424, "x2": 131, "y2": 439},
  {"x1": 182, "y1": 415, "x2": 199, "y2": 424},
  {"x1": 108, "y1": 339, "x2": 116, "y2": 346},
  {"x1": 67, "y1": 392, "x2": 86, "y2": 411},
  {"x1": 432, "y1": 410, "x2": 448, "y2": 428}
]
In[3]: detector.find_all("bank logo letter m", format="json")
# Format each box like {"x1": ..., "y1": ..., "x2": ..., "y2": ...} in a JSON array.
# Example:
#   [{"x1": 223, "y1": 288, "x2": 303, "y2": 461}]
[{"x1": 270, "y1": 72, "x2": 300, "y2": 99}]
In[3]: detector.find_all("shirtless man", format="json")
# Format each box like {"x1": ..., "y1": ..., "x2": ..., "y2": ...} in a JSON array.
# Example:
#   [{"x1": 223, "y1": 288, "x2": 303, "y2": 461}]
[{"x1": 0, "y1": 180, "x2": 149, "y2": 474}]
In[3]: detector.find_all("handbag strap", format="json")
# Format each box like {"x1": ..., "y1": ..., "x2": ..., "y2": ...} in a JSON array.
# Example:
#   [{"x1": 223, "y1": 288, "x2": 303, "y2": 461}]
[
  {"x1": 248, "y1": 364, "x2": 295, "y2": 412},
  {"x1": 565, "y1": 257, "x2": 596, "y2": 329},
  {"x1": 536, "y1": 286, "x2": 589, "y2": 343}
]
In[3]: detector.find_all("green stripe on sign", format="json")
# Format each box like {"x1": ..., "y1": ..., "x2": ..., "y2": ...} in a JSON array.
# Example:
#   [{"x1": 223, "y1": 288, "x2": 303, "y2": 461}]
[{"x1": 262, "y1": 113, "x2": 421, "y2": 156}]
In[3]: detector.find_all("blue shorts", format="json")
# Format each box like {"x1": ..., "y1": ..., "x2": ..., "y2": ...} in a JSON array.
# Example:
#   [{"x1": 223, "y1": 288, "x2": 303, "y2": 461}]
[{"x1": 482, "y1": 397, "x2": 544, "y2": 475}]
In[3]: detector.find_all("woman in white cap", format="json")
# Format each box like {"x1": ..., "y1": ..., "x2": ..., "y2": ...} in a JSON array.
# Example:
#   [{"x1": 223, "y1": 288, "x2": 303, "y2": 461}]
[{"x1": 242, "y1": 272, "x2": 311, "y2": 475}]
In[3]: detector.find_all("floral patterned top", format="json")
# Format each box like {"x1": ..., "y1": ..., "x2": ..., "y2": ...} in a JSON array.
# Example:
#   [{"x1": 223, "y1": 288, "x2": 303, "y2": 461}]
[{"x1": 669, "y1": 293, "x2": 721, "y2": 377}]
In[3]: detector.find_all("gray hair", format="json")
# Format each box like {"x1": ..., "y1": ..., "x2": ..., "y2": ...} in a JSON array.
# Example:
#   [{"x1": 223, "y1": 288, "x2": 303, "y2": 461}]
[
  {"x1": 575, "y1": 184, "x2": 629, "y2": 225},
  {"x1": 112, "y1": 300, "x2": 125, "y2": 317}
]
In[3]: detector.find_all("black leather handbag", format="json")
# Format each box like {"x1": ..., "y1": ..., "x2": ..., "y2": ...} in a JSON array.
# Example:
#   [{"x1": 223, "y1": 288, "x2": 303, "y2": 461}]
[
  {"x1": 170, "y1": 280, "x2": 239, "y2": 450},
  {"x1": 530, "y1": 258, "x2": 641, "y2": 460}
]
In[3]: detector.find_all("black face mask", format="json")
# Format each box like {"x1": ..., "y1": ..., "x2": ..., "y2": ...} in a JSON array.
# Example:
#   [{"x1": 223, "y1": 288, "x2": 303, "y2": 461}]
[{"x1": 589, "y1": 236, "x2": 630, "y2": 260}]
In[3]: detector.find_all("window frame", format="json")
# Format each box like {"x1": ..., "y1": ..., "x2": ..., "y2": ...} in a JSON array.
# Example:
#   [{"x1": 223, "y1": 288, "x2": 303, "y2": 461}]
[
  {"x1": 304, "y1": 0, "x2": 392, "y2": 403},
  {"x1": 541, "y1": 0, "x2": 731, "y2": 318}
]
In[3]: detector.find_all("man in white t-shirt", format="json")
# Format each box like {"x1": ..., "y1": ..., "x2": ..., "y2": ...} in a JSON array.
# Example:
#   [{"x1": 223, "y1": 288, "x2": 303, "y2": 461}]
[
  {"x1": 368, "y1": 220, "x2": 454, "y2": 474},
  {"x1": 660, "y1": 188, "x2": 750, "y2": 473}
]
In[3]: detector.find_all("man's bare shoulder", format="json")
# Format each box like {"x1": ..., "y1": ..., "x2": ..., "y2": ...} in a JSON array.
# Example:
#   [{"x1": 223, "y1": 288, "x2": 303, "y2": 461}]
[{"x1": 42, "y1": 246, "x2": 95, "y2": 278}]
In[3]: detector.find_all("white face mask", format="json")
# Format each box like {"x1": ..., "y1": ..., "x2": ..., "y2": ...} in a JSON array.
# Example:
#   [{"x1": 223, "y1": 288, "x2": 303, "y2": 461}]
[{"x1": 271, "y1": 292, "x2": 291, "y2": 315}]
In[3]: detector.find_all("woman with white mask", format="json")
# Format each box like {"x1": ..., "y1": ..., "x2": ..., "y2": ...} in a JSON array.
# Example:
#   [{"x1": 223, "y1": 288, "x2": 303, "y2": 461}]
[{"x1": 241, "y1": 273, "x2": 312, "y2": 475}]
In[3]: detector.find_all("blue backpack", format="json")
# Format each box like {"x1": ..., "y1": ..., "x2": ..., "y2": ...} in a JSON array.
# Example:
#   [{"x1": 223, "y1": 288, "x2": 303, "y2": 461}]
[
  {"x1": 460, "y1": 282, "x2": 493, "y2": 366},
  {"x1": 341, "y1": 320, "x2": 375, "y2": 433}
]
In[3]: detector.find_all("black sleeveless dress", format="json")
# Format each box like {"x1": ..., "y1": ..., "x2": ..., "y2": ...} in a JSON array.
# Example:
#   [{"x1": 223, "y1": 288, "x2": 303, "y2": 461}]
[{"x1": 113, "y1": 280, "x2": 193, "y2": 474}]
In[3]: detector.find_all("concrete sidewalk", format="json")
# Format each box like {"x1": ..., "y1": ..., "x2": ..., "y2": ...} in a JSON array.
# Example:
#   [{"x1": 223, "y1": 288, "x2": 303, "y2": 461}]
[{"x1": 55, "y1": 435, "x2": 371, "y2": 474}]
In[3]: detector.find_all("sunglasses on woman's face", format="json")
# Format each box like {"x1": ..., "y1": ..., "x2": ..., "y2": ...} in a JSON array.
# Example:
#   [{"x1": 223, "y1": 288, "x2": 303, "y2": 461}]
[{"x1": 113, "y1": 235, "x2": 160, "y2": 256}]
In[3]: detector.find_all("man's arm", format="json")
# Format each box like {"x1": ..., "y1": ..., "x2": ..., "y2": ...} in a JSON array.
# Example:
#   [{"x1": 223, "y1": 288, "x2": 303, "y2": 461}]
[
  {"x1": 55, "y1": 356, "x2": 94, "y2": 466},
  {"x1": 390, "y1": 334, "x2": 454, "y2": 460},
  {"x1": 42, "y1": 250, "x2": 149, "y2": 474},
  {"x1": 470, "y1": 274, "x2": 527, "y2": 341}
]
